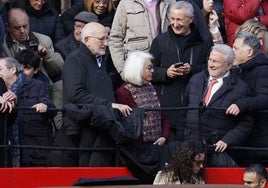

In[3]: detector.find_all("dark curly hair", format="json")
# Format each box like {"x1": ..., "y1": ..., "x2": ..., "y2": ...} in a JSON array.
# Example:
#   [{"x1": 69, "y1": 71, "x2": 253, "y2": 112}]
[
  {"x1": 160, "y1": 140, "x2": 205, "y2": 184},
  {"x1": 15, "y1": 49, "x2": 41, "y2": 70}
]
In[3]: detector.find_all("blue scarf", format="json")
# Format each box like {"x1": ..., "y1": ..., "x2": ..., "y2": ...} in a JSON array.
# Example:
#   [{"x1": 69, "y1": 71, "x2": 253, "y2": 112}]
[{"x1": 10, "y1": 73, "x2": 26, "y2": 167}]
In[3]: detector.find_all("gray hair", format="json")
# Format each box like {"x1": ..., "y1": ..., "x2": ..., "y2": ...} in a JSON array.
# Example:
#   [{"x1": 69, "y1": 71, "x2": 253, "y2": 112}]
[
  {"x1": 211, "y1": 44, "x2": 235, "y2": 64},
  {"x1": 3, "y1": 57, "x2": 23, "y2": 75},
  {"x1": 168, "y1": 1, "x2": 194, "y2": 18},
  {"x1": 121, "y1": 51, "x2": 153, "y2": 86},
  {"x1": 235, "y1": 31, "x2": 262, "y2": 55}
]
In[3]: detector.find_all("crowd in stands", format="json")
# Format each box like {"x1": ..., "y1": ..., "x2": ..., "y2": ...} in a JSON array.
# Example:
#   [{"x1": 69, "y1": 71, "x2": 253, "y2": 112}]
[{"x1": 0, "y1": 0, "x2": 268, "y2": 185}]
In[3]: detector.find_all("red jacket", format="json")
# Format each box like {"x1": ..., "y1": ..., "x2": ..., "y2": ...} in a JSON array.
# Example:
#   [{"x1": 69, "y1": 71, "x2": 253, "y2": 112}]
[{"x1": 224, "y1": 0, "x2": 268, "y2": 46}]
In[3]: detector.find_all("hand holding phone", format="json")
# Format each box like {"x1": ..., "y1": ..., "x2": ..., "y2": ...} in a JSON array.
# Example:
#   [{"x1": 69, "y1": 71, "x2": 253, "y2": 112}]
[{"x1": 174, "y1": 62, "x2": 184, "y2": 68}]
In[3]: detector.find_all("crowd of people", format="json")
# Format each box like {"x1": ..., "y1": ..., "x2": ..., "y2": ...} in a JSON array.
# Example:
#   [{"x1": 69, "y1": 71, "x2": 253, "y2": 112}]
[{"x1": 0, "y1": 0, "x2": 268, "y2": 185}]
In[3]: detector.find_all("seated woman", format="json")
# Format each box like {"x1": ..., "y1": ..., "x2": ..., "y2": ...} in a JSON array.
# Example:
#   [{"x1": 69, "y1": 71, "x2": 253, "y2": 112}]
[
  {"x1": 116, "y1": 51, "x2": 170, "y2": 146},
  {"x1": 153, "y1": 140, "x2": 205, "y2": 184}
]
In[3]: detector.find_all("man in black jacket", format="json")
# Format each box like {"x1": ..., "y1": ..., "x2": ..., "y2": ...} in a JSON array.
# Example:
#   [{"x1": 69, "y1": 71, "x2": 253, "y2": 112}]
[
  {"x1": 227, "y1": 32, "x2": 268, "y2": 148},
  {"x1": 184, "y1": 44, "x2": 253, "y2": 166},
  {"x1": 149, "y1": 1, "x2": 213, "y2": 141},
  {"x1": 63, "y1": 22, "x2": 131, "y2": 166},
  {"x1": 55, "y1": 11, "x2": 98, "y2": 60}
]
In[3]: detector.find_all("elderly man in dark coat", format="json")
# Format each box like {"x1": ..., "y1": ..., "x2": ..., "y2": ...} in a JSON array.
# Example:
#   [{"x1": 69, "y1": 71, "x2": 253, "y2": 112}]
[
  {"x1": 63, "y1": 22, "x2": 131, "y2": 166},
  {"x1": 184, "y1": 44, "x2": 253, "y2": 166}
]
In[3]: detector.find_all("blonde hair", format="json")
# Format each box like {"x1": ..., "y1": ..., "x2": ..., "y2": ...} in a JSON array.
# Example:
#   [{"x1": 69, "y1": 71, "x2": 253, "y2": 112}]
[
  {"x1": 236, "y1": 19, "x2": 267, "y2": 36},
  {"x1": 84, "y1": 0, "x2": 113, "y2": 13}
]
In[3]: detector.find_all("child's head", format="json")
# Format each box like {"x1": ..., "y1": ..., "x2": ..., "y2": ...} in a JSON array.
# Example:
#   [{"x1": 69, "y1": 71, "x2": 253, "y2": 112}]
[{"x1": 15, "y1": 49, "x2": 41, "y2": 78}]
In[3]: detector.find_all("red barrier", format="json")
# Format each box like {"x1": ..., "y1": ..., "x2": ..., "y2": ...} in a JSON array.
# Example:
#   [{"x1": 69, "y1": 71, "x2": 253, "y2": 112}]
[{"x1": 0, "y1": 167, "x2": 267, "y2": 188}]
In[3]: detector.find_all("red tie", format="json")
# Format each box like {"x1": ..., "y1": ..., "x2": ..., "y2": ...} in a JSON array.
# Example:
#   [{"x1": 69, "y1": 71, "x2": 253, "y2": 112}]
[{"x1": 204, "y1": 78, "x2": 218, "y2": 104}]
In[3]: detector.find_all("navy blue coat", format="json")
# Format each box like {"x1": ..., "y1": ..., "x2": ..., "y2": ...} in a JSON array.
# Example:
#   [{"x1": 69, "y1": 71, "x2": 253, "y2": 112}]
[
  {"x1": 233, "y1": 53, "x2": 268, "y2": 147},
  {"x1": 184, "y1": 70, "x2": 253, "y2": 146},
  {"x1": 17, "y1": 77, "x2": 56, "y2": 166}
]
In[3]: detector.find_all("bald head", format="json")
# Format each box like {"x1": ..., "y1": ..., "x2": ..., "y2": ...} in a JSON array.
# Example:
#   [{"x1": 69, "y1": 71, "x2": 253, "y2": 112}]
[
  {"x1": 81, "y1": 22, "x2": 106, "y2": 43},
  {"x1": 7, "y1": 8, "x2": 29, "y2": 44},
  {"x1": 81, "y1": 22, "x2": 108, "y2": 56}
]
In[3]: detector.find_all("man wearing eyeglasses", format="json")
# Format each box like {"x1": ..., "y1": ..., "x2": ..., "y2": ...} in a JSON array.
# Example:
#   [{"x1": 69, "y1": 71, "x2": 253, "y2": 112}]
[
  {"x1": 55, "y1": 11, "x2": 98, "y2": 60},
  {"x1": 184, "y1": 44, "x2": 253, "y2": 166},
  {"x1": 63, "y1": 22, "x2": 132, "y2": 166}
]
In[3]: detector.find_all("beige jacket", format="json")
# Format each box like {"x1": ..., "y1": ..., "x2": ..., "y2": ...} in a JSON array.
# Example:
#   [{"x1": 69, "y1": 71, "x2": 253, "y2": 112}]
[
  {"x1": 2, "y1": 32, "x2": 64, "y2": 81},
  {"x1": 109, "y1": 0, "x2": 173, "y2": 73}
]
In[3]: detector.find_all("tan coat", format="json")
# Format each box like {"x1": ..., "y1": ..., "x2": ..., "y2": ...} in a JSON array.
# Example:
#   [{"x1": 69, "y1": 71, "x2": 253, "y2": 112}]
[
  {"x1": 109, "y1": 0, "x2": 173, "y2": 74},
  {"x1": 2, "y1": 32, "x2": 64, "y2": 81}
]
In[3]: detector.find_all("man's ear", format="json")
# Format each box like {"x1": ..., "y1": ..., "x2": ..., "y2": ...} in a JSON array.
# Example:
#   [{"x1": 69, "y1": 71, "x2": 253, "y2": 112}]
[
  {"x1": 247, "y1": 48, "x2": 254, "y2": 57},
  {"x1": 189, "y1": 16, "x2": 194, "y2": 24},
  {"x1": 260, "y1": 179, "x2": 267, "y2": 188}
]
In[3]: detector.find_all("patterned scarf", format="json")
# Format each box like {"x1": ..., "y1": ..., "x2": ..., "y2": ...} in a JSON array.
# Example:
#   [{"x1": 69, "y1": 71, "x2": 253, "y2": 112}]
[
  {"x1": 125, "y1": 82, "x2": 162, "y2": 142},
  {"x1": 10, "y1": 73, "x2": 27, "y2": 167}
]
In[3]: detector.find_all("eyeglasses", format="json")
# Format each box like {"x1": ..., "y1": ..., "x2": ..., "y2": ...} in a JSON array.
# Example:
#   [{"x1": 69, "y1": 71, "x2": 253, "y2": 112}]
[
  {"x1": 87, "y1": 36, "x2": 110, "y2": 43},
  {"x1": 207, "y1": 57, "x2": 225, "y2": 64},
  {"x1": 145, "y1": 64, "x2": 154, "y2": 71},
  {"x1": 192, "y1": 159, "x2": 204, "y2": 166},
  {"x1": 94, "y1": 0, "x2": 108, "y2": 6}
]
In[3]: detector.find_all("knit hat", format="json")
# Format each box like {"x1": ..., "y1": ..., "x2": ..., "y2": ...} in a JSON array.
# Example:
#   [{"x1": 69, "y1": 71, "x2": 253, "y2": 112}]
[{"x1": 73, "y1": 11, "x2": 98, "y2": 23}]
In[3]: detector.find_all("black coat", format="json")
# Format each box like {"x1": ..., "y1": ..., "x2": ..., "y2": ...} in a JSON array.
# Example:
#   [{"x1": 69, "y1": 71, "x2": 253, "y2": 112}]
[
  {"x1": 149, "y1": 25, "x2": 213, "y2": 132},
  {"x1": 63, "y1": 42, "x2": 115, "y2": 134},
  {"x1": 26, "y1": 3, "x2": 66, "y2": 43},
  {"x1": 233, "y1": 53, "x2": 268, "y2": 147},
  {"x1": 184, "y1": 70, "x2": 253, "y2": 146},
  {"x1": 54, "y1": 33, "x2": 79, "y2": 60},
  {"x1": 63, "y1": 42, "x2": 116, "y2": 166}
]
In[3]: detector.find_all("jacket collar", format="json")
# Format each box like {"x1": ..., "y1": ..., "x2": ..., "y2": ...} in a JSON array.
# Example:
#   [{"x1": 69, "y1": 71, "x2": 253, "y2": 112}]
[
  {"x1": 6, "y1": 32, "x2": 39, "y2": 48},
  {"x1": 239, "y1": 53, "x2": 268, "y2": 73}
]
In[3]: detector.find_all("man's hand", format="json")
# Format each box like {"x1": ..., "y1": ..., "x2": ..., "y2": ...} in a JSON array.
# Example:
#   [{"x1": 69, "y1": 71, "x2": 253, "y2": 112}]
[
  {"x1": 3, "y1": 90, "x2": 17, "y2": 105},
  {"x1": 37, "y1": 45, "x2": 48, "y2": 57},
  {"x1": 153, "y1": 137, "x2": 166, "y2": 145},
  {"x1": 32, "y1": 103, "x2": 48, "y2": 113},
  {"x1": 226, "y1": 104, "x2": 240, "y2": 116},
  {"x1": 167, "y1": 63, "x2": 191, "y2": 78},
  {"x1": 214, "y1": 140, "x2": 228, "y2": 152},
  {"x1": 112, "y1": 103, "x2": 132, "y2": 116},
  {"x1": 0, "y1": 96, "x2": 14, "y2": 113}
]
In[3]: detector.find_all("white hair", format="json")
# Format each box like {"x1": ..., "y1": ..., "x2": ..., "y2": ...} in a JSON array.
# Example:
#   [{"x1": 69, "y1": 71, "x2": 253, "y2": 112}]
[{"x1": 122, "y1": 51, "x2": 153, "y2": 86}]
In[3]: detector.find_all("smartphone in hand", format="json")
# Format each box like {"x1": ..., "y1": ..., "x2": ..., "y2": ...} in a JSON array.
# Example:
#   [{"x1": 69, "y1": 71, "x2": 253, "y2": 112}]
[{"x1": 174, "y1": 62, "x2": 184, "y2": 68}]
